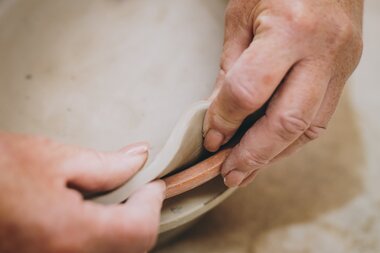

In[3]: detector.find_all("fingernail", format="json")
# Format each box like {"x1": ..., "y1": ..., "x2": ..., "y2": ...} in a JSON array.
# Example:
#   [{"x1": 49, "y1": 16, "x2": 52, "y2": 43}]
[
  {"x1": 124, "y1": 142, "x2": 149, "y2": 156},
  {"x1": 204, "y1": 129, "x2": 225, "y2": 152},
  {"x1": 224, "y1": 170, "x2": 246, "y2": 188}
]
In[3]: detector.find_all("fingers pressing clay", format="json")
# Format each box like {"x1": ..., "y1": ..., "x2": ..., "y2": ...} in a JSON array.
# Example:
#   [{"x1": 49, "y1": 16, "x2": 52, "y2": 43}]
[
  {"x1": 274, "y1": 77, "x2": 344, "y2": 160},
  {"x1": 203, "y1": 37, "x2": 298, "y2": 152},
  {"x1": 222, "y1": 60, "x2": 330, "y2": 187},
  {"x1": 63, "y1": 142, "x2": 149, "y2": 193}
]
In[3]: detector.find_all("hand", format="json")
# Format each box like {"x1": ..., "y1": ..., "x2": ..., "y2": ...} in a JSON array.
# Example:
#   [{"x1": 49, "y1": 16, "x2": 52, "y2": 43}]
[
  {"x1": 0, "y1": 132, "x2": 165, "y2": 253},
  {"x1": 203, "y1": 0, "x2": 363, "y2": 187}
]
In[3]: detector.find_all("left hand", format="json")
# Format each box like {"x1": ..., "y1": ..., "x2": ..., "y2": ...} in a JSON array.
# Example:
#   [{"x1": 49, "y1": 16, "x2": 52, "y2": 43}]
[
  {"x1": 203, "y1": 0, "x2": 363, "y2": 187},
  {"x1": 0, "y1": 132, "x2": 165, "y2": 253}
]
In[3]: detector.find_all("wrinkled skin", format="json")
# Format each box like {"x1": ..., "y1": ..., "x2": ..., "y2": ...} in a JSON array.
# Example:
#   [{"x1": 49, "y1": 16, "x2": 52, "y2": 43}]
[
  {"x1": 0, "y1": 132, "x2": 165, "y2": 253},
  {"x1": 0, "y1": 0, "x2": 365, "y2": 252},
  {"x1": 203, "y1": 0, "x2": 364, "y2": 187}
]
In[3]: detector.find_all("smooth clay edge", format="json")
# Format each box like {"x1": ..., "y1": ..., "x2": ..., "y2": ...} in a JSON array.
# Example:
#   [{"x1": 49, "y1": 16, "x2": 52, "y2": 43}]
[{"x1": 92, "y1": 100, "x2": 211, "y2": 205}]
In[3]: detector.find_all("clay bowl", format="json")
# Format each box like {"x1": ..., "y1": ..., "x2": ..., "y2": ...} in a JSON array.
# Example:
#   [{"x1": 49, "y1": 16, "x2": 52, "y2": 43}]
[{"x1": 0, "y1": 0, "x2": 232, "y2": 240}]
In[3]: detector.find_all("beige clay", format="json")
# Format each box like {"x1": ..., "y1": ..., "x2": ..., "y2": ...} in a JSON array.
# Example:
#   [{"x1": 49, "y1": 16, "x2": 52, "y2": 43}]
[{"x1": 0, "y1": 0, "x2": 231, "y2": 236}]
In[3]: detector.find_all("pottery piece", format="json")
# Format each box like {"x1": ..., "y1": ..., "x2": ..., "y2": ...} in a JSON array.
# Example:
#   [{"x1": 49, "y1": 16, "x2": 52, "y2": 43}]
[
  {"x1": 0, "y1": 0, "x2": 231, "y2": 235},
  {"x1": 94, "y1": 101, "x2": 211, "y2": 204}
]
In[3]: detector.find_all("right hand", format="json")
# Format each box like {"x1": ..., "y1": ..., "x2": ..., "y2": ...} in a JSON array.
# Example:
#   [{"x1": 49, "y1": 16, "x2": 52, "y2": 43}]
[
  {"x1": 0, "y1": 132, "x2": 165, "y2": 253},
  {"x1": 203, "y1": 0, "x2": 363, "y2": 187}
]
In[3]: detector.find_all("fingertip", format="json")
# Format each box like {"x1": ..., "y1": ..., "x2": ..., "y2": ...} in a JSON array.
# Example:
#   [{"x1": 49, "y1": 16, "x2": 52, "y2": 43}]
[
  {"x1": 204, "y1": 129, "x2": 225, "y2": 152},
  {"x1": 121, "y1": 141, "x2": 150, "y2": 156},
  {"x1": 223, "y1": 170, "x2": 246, "y2": 188}
]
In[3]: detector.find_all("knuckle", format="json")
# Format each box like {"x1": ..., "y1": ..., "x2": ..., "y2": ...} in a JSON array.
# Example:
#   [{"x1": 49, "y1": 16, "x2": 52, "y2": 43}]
[
  {"x1": 335, "y1": 17, "x2": 355, "y2": 43},
  {"x1": 225, "y1": 72, "x2": 260, "y2": 111},
  {"x1": 325, "y1": 11, "x2": 360, "y2": 49},
  {"x1": 211, "y1": 110, "x2": 241, "y2": 134},
  {"x1": 303, "y1": 125, "x2": 326, "y2": 141},
  {"x1": 239, "y1": 148, "x2": 269, "y2": 170},
  {"x1": 284, "y1": 3, "x2": 317, "y2": 34},
  {"x1": 275, "y1": 112, "x2": 310, "y2": 141}
]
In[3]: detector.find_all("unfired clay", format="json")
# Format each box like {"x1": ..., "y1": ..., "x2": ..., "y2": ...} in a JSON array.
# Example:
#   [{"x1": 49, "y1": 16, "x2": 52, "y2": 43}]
[
  {"x1": 94, "y1": 101, "x2": 211, "y2": 204},
  {"x1": 0, "y1": 0, "x2": 231, "y2": 235}
]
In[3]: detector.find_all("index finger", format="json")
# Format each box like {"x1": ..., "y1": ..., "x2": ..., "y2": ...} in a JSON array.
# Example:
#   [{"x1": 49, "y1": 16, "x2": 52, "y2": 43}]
[{"x1": 203, "y1": 36, "x2": 298, "y2": 152}]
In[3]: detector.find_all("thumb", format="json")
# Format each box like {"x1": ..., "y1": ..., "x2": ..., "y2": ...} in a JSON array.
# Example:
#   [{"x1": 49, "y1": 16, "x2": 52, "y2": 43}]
[{"x1": 61, "y1": 142, "x2": 149, "y2": 193}]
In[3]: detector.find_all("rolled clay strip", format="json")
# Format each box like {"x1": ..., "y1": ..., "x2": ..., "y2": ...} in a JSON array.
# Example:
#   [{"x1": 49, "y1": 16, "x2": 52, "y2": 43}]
[{"x1": 163, "y1": 148, "x2": 232, "y2": 199}]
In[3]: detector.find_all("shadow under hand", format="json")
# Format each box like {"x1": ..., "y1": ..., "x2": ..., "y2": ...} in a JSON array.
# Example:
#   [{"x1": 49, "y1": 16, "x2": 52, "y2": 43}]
[{"x1": 154, "y1": 91, "x2": 365, "y2": 253}]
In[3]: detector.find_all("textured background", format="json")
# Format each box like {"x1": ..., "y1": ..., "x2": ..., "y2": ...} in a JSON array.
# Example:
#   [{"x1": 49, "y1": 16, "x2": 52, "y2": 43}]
[{"x1": 154, "y1": 0, "x2": 380, "y2": 252}]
